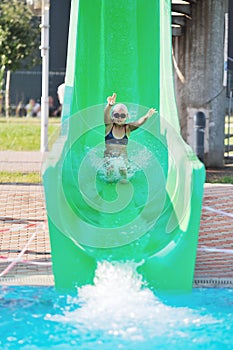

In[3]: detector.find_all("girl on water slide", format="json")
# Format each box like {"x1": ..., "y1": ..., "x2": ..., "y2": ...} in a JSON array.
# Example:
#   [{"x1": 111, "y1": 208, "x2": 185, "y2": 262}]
[{"x1": 104, "y1": 92, "x2": 156, "y2": 180}]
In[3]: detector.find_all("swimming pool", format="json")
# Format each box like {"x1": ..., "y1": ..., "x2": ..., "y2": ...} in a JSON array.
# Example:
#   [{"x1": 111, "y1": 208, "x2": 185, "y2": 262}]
[{"x1": 0, "y1": 262, "x2": 233, "y2": 350}]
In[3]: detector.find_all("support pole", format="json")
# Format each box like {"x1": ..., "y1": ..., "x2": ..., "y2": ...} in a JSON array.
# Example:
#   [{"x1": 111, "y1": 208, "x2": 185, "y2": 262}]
[{"x1": 40, "y1": 0, "x2": 49, "y2": 153}]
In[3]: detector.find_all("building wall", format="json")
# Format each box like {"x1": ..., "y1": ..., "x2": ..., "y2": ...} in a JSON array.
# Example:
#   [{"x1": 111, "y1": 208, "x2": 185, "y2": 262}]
[{"x1": 173, "y1": 0, "x2": 228, "y2": 167}]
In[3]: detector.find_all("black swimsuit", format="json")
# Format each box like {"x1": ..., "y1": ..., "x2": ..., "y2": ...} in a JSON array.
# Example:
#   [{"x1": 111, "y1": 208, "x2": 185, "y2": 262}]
[{"x1": 105, "y1": 124, "x2": 128, "y2": 145}]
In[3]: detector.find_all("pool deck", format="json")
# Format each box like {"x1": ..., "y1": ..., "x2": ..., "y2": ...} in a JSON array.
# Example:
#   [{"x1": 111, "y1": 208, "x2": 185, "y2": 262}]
[{"x1": 0, "y1": 151, "x2": 233, "y2": 288}]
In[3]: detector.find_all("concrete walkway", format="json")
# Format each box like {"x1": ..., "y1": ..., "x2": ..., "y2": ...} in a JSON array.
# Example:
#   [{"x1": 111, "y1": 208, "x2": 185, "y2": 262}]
[{"x1": 0, "y1": 151, "x2": 47, "y2": 172}]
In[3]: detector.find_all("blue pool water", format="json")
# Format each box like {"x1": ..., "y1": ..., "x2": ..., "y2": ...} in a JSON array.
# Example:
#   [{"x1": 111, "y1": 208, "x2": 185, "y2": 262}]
[{"x1": 0, "y1": 262, "x2": 233, "y2": 350}]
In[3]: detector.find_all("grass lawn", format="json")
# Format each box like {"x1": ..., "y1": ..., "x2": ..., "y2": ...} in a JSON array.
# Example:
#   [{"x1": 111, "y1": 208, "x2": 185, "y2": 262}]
[
  {"x1": 0, "y1": 171, "x2": 41, "y2": 184},
  {"x1": 0, "y1": 117, "x2": 60, "y2": 151},
  {"x1": 214, "y1": 176, "x2": 233, "y2": 184}
]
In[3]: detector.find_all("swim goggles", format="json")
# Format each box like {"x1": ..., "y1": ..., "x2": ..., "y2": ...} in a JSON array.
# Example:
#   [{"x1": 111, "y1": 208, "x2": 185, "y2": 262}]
[{"x1": 112, "y1": 113, "x2": 127, "y2": 119}]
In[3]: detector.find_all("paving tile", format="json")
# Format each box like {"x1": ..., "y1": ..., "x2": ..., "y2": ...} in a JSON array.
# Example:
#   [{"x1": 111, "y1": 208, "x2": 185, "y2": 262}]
[{"x1": 0, "y1": 183, "x2": 233, "y2": 287}]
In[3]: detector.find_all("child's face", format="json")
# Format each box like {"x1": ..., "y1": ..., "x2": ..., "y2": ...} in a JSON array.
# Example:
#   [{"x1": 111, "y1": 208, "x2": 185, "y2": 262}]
[{"x1": 112, "y1": 108, "x2": 127, "y2": 125}]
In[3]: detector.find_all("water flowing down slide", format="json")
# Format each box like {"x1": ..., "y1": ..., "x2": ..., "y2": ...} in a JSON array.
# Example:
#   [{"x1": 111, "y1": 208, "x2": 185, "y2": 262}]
[{"x1": 42, "y1": 0, "x2": 205, "y2": 292}]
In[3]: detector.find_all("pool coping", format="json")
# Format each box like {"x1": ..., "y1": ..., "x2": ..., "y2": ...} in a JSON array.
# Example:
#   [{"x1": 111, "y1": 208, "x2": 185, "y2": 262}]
[
  {"x1": 0, "y1": 275, "x2": 54, "y2": 286},
  {"x1": 1, "y1": 276, "x2": 233, "y2": 288}
]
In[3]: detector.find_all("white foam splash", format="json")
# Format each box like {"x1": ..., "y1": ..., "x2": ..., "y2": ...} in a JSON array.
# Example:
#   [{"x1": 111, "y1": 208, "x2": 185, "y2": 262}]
[
  {"x1": 88, "y1": 146, "x2": 153, "y2": 182},
  {"x1": 46, "y1": 262, "x2": 218, "y2": 342}
]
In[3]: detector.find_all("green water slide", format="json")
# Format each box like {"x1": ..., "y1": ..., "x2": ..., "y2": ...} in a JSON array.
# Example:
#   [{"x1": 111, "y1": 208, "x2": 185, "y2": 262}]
[{"x1": 42, "y1": 0, "x2": 205, "y2": 292}]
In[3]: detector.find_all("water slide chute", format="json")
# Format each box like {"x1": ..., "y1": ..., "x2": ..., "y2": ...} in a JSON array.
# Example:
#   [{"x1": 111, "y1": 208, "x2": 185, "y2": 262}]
[{"x1": 42, "y1": 0, "x2": 205, "y2": 292}]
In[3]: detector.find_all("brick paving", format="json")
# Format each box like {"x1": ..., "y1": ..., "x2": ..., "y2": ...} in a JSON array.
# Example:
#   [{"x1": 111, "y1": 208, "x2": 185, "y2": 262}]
[
  {"x1": 0, "y1": 181, "x2": 232, "y2": 287},
  {"x1": 195, "y1": 184, "x2": 233, "y2": 287},
  {"x1": 0, "y1": 184, "x2": 52, "y2": 286}
]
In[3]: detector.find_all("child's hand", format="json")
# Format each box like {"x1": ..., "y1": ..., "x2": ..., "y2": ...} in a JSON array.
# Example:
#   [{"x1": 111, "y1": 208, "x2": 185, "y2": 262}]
[
  {"x1": 147, "y1": 108, "x2": 156, "y2": 118},
  {"x1": 107, "y1": 93, "x2": 117, "y2": 106}
]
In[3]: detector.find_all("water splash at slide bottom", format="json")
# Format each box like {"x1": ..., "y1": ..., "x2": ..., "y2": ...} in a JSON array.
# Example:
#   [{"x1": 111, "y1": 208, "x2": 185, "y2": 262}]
[{"x1": 47, "y1": 262, "x2": 219, "y2": 344}]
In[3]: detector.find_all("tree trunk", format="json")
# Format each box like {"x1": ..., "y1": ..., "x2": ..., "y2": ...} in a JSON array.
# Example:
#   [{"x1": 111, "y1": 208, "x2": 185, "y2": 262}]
[
  {"x1": 0, "y1": 93, "x2": 3, "y2": 116},
  {"x1": 0, "y1": 65, "x2": 5, "y2": 116},
  {"x1": 5, "y1": 70, "x2": 11, "y2": 118}
]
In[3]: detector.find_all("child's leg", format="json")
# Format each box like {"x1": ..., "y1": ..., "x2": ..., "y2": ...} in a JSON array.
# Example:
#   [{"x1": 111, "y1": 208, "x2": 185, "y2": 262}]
[
  {"x1": 119, "y1": 155, "x2": 128, "y2": 180},
  {"x1": 119, "y1": 166, "x2": 127, "y2": 179},
  {"x1": 104, "y1": 156, "x2": 115, "y2": 181},
  {"x1": 106, "y1": 164, "x2": 114, "y2": 177}
]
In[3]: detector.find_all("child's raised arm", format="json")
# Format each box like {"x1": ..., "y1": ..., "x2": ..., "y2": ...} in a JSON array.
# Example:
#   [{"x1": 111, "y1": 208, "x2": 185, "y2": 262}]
[
  {"x1": 104, "y1": 93, "x2": 117, "y2": 125},
  {"x1": 129, "y1": 108, "x2": 156, "y2": 131}
]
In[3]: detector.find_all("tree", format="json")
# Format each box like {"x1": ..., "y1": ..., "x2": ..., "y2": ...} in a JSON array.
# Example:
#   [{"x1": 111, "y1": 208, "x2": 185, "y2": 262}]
[{"x1": 0, "y1": 0, "x2": 40, "y2": 117}]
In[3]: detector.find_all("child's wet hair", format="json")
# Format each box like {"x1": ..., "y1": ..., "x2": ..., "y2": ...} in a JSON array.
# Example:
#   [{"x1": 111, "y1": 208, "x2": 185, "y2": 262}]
[
  {"x1": 111, "y1": 103, "x2": 129, "y2": 120},
  {"x1": 112, "y1": 103, "x2": 128, "y2": 114}
]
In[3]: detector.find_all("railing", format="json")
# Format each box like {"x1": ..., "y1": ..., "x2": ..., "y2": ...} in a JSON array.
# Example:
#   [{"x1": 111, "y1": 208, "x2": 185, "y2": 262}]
[
  {"x1": 225, "y1": 90, "x2": 233, "y2": 163},
  {"x1": 171, "y1": 0, "x2": 196, "y2": 36}
]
